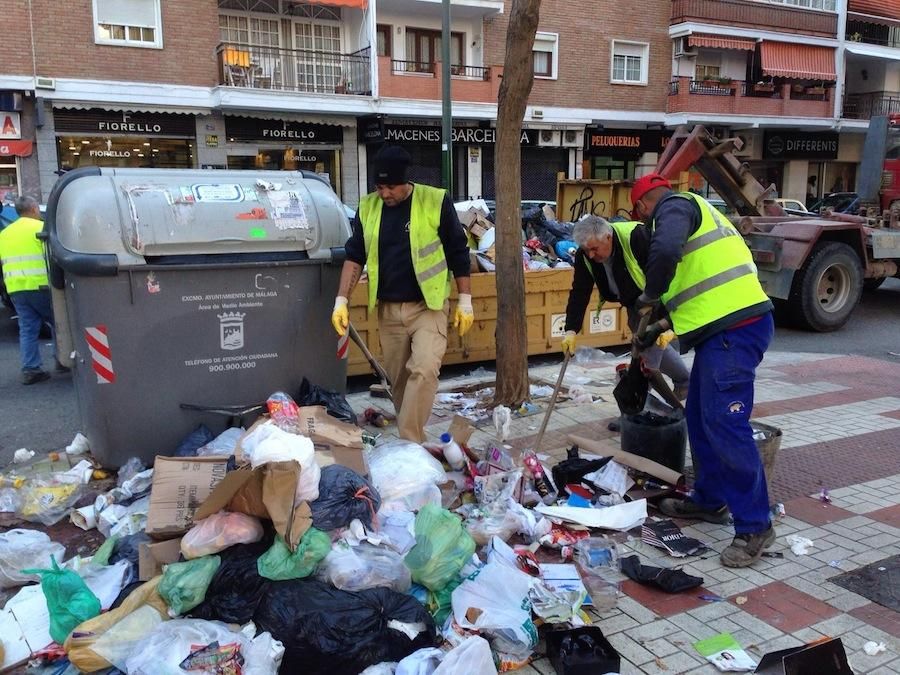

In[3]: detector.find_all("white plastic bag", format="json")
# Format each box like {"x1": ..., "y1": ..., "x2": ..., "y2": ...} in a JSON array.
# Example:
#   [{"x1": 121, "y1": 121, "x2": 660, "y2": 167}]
[
  {"x1": 434, "y1": 636, "x2": 497, "y2": 675},
  {"x1": 396, "y1": 647, "x2": 444, "y2": 675},
  {"x1": 0, "y1": 529, "x2": 66, "y2": 589},
  {"x1": 91, "y1": 604, "x2": 165, "y2": 671},
  {"x1": 181, "y1": 511, "x2": 264, "y2": 559},
  {"x1": 316, "y1": 541, "x2": 411, "y2": 592},
  {"x1": 368, "y1": 441, "x2": 446, "y2": 511},
  {"x1": 241, "y1": 421, "x2": 321, "y2": 502},
  {"x1": 198, "y1": 427, "x2": 244, "y2": 456},
  {"x1": 451, "y1": 561, "x2": 538, "y2": 660}
]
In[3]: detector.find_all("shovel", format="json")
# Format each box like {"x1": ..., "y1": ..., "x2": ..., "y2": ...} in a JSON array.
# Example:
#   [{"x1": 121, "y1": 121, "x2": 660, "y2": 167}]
[
  {"x1": 347, "y1": 323, "x2": 393, "y2": 403},
  {"x1": 531, "y1": 352, "x2": 571, "y2": 455}
]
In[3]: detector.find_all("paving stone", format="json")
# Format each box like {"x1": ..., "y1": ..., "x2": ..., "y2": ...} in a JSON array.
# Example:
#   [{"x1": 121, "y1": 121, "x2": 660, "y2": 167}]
[
  {"x1": 825, "y1": 590, "x2": 874, "y2": 612},
  {"x1": 607, "y1": 633, "x2": 656, "y2": 665},
  {"x1": 735, "y1": 580, "x2": 839, "y2": 632},
  {"x1": 687, "y1": 601, "x2": 741, "y2": 623},
  {"x1": 596, "y1": 612, "x2": 640, "y2": 635},
  {"x1": 810, "y1": 612, "x2": 866, "y2": 636},
  {"x1": 639, "y1": 650, "x2": 704, "y2": 674},
  {"x1": 628, "y1": 619, "x2": 679, "y2": 642},
  {"x1": 640, "y1": 636, "x2": 681, "y2": 658},
  {"x1": 729, "y1": 609, "x2": 787, "y2": 641},
  {"x1": 617, "y1": 596, "x2": 662, "y2": 624}
]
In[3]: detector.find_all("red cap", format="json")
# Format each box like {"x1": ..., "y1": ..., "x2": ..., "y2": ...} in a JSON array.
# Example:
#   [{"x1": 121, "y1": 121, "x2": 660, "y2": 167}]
[{"x1": 631, "y1": 173, "x2": 672, "y2": 204}]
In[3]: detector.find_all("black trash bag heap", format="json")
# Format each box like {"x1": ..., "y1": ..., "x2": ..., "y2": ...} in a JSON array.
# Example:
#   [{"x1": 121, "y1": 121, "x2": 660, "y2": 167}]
[
  {"x1": 310, "y1": 464, "x2": 382, "y2": 531},
  {"x1": 296, "y1": 377, "x2": 357, "y2": 425}
]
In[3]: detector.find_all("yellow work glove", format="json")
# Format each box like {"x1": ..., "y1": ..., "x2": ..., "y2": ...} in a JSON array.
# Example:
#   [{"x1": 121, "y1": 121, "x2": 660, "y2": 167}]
[
  {"x1": 454, "y1": 293, "x2": 474, "y2": 337},
  {"x1": 561, "y1": 330, "x2": 577, "y2": 357},
  {"x1": 656, "y1": 330, "x2": 676, "y2": 349},
  {"x1": 331, "y1": 296, "x2": 349, "y2": 336}
]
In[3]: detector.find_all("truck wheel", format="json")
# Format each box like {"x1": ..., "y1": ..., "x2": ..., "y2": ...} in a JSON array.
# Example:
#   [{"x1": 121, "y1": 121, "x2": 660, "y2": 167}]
[
  {"x1": 787, "y1": 242, "x2": 863, "y2": 332},
  {"x1": 863, "y1": 277, "x2": 886, "y2": 291}
]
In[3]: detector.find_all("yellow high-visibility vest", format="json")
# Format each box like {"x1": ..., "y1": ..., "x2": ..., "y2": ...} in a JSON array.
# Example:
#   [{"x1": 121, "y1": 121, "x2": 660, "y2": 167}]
[{"x1": 0, "y1": 216, "x2": 48, "y2": 293}]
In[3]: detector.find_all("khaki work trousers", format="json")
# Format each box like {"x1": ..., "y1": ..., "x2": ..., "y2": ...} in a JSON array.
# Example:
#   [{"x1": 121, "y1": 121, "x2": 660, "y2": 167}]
[{"x1": 378, "y1": 300, "x2": 449, "y2": 443}]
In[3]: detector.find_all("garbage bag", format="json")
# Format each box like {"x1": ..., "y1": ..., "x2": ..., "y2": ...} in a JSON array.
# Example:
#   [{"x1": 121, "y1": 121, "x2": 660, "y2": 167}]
[
  {"x1": 253, "y1": 579, "x2": 438, "y2": 674},
  {"x1": 297, "y1": 376, "x2": 356, "y2": 424},
  {"x1": 311, "y1": 464, "x2": 381, "y2": 531},
  {"x1": 619, "y1": 555, "x2": 703, "y2": 593},
  {"x1": 158, "y1": 555, "x2": 221, "y2": 616},
  {"x1": 125, "y1": 618, "x2": 283, "y2": 675},
  {"x1": 240, "y1": 421, "x2": 321, "y2": 502},
  {"x1": 425, "y1": 576, "x2": 460, "y2": 626},
  {"x1": 108, "y1": 531, "x2": 151, "y2": 568},
  {"x1": 172, "y1": 424, "x2": 216, "y2": 458},
  {"x1": 434, "y1": 636, "x2": 497, "y2": 675},
  {"x1": 404, "y1": 504, "x2": 475, "y2": 591},
  {"x1": 189, "y1": 534, "x2": 273, "y2": 624},
  {"x1": 91, "y1": 604, "x2": 164, "y2": 671},
  {"x1": 198, "y1": 427, "x2": 244, "y2": 456},
  {"x1": 257, "y1": 528, "x2": 331, "y2": 581},
  {"x1": 18, "y1": 477, "x2": 84, "y2": 526},
  {"x1": 395, "y1": 647, "x2": 444, "y2": 675},
  {"x1": 368, "y1": 441, "x2": 446, "y2": 512},
  {"x1": 181, "y1": 510, "x2": 264, "y2": 559},
  {"x1": 0, "y1": 529, "x2": 66, "y2": 589},
  {"x1": 451, "y1": 560, "x2": 538, "y2": 660},
  {"x1": 316, "y1": 541, "x2": 411, "y2": 592},
  {"x1": 22, "y1": 557, "x2": 102, "y2": 645}
]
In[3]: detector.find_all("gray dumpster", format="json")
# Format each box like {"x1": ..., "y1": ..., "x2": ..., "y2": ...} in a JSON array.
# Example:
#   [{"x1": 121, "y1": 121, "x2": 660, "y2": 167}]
[{"x1": 46, "y1": 167, "x2": 350, "y2": 468}]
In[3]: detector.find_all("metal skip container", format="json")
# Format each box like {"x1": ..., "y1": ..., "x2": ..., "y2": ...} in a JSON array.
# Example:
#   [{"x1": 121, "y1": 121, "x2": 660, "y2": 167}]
[{"x1": 46, "y1": 168, "x2": 350, "y2": 468}]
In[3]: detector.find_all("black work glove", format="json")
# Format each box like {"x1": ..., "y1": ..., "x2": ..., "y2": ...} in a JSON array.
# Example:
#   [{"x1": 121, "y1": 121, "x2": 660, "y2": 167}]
[
  {"x1": 632, "y1": 319, "x2": 667, "y2": 351},
  {"x1": 634, "y1": 293, "x2": 659, "y2": 318},
  {"x1": 620, "y1": 555, "x2": 704, "y2": 594}
]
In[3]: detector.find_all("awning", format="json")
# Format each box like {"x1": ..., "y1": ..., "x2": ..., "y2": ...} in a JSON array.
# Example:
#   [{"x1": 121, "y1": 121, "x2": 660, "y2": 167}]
[
  {"x1": 0, "y1": 140, "x2": 33, "y2": 157},
  {"x1": 52, "y1": 102, "x2": 204, "y2": 115},
  {"x1": 848, "y1": 0, "x2": 900, "y2": 22},
  {"x1": 760, "y1": 42, "x2": 836, "y2": 81},
  {"x1": 302, "y1": 0, "x2": 367, "y2": 8},
  {"x1": 688, "y1": 34, "x2": 756, "y2": 51}
]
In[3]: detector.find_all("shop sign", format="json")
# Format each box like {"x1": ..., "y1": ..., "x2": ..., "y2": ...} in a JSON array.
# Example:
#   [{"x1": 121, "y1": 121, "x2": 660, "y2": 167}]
[
  {"x1": 585, "y1": 128, "x2": 670, "y2": 155},
  {"x1": 206, "y1": 134, "x2": 219, "y2": 147},
  {"x1": 225, "y1": 117, "x2": 343, "y2": 144},
  {"x1": 358, "y1": 115, "x2": 385, "y2": 144},
  {"x1": 1, "y1": 112, "x2": 21, "y2": 139},
  {"x1": 376, "y1": 123, "x2": 538, "y2": 146},
  {"x1": 285, "y1": 151, "x2": 319, "y2": 162},
  {"x1": 763, "y1": 131, "x2": 838, "y2": 160},
  {"x1": 54, "y1": 109, "x2": 197, "y2": 137},
  {"x1": 0, "y1": 140, "x2": 33, "y2": 157}
]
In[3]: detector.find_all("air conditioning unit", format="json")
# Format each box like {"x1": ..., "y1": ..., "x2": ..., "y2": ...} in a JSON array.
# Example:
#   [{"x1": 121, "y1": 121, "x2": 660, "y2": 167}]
[
  {"x1": 673, "y1": 36, "x2": 697, "y2": 58},
  {"x1": 562, "y1": 129, "x2": 583, "y2": 148},
  {"x1": 538, "y1": 130, "x2": 561, "y2": 147},
  {"x1": 34, "y1": 76, "x2": 56, "y2": 90}
]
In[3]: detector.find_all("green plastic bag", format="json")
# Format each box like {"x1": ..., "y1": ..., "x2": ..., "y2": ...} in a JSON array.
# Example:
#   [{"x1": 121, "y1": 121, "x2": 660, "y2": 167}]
[
  {"x1": 426, "y1": 575, "x2": 461, "y2": 625},
  {"x1": 404, "y1": 504, "x2": 476, "y2": 591},
  {"x1": 90, "y1": 535, "x2": 120, "y2": 566},
  {"x1": 158, "y1": 555, "x2": 221, "y2": 615},
  {"x1": 257, "y1": 529, "x2": 331, "y2": 581},
  {"x1": 22, "y1": 557, "x2": 101, "y2": 644}
]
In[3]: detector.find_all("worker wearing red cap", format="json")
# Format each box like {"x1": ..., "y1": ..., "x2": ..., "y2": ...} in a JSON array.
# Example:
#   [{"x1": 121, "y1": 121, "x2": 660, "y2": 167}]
[{"x1": 630, "y1": 173, "x2": 775, "y2": 568}]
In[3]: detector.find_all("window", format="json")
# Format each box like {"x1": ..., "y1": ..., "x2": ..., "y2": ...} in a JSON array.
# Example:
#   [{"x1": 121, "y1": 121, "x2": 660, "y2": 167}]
[
  {"x1": 218, "y1": 15, "x2": 279, "y2": 47},
  {"x1": 376, "y1": 24, "x2": 392, "y2": 57},
  {"x1": 780, "y1": 0, "x2": 836, "y2": 10},
  {"x1": 695, "y1": 52, "x2": 722, "y2": 80},
  {"x1": 405, "y1": 29, "x2": 464, "y2": 72},
  {"x1": 93, "y1": 0, "x2": 162, "y2": 48},
  {"x1": 294, "y1": 22, "x2": 343, "y2": 92},
  {"x1": 611, "y1": 40, "x2": 648, "y2": 85},
  {"x1": 533, "y1": 32, "x2": 558, "y2": 79}
]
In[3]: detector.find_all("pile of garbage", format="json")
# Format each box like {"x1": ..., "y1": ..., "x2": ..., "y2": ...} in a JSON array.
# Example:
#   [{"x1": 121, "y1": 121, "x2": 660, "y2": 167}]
[{"x1": 0, "y1": 379, "x2": 716, "y2": 675}]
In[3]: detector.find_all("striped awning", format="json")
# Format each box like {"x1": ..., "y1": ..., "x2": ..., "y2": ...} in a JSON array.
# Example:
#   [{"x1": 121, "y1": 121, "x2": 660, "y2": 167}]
[
  {"x1": 688, "y1": 34, "x2": 757, "y2": 51},
  {"x1": 760, "y1": 42, "x2": 836, "y2": 81},
  {"x1": 848, "y1": 0, "x2": 900, "y2": 22},
  {"x1": 303, "y1": 0, "x2": 367, "y2": 7}
]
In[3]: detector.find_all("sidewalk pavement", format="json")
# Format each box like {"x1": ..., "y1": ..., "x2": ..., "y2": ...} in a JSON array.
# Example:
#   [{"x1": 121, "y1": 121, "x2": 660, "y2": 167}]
[{"x1": 348, "y1": 349, "x2": 900, "y2": 674}]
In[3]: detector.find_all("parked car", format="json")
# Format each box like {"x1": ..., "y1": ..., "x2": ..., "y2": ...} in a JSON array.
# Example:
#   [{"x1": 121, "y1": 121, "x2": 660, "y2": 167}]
[
  {"x1": 775, "y1": 198, "x2": 808, "y2": 213},
  {"x1": 811, "y1": 192, "x2": 860, "y2": 215}
]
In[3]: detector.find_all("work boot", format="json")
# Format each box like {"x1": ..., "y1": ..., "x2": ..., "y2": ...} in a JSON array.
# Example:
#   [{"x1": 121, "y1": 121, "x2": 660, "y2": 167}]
[
  {"x1": 659, "y1": 497, "x2": 731, "y2": 525},
  {"x1": 720, "y1": 525, "x2": 777, "y2": 568},
  {"x1": 22, "y1": 369, "x2": 51, "y2": 385}
]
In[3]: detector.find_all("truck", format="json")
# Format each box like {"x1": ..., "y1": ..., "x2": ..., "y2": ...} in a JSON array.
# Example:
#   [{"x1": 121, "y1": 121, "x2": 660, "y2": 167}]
[{"x1": 872, "y1": 113, "x2": 900, "y2": 213}]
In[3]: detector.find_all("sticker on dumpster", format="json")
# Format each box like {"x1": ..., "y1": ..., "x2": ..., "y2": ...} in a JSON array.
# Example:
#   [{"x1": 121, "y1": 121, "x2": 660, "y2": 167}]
[
  {"x1": 336, "y1": 333, "x2": 349, "y2": 360},
  {"x1": 550, "y1": 314, "x2": 567, "y2": 338},
  {"x1": 85, "y1": 325, "x2": 116, "y2": 384},
  {"x1": 191, "y1": 184, "x2": 245, "y2": 202},
  {"x1": 218, "y1": 312, "x2": 245, "y2": 350},
  {"x1": 589, "y1": 308, "x2": 617, "y2": 334},
  {"x1": 267, "y1": 190, "x2": 310, "y2": 230}
]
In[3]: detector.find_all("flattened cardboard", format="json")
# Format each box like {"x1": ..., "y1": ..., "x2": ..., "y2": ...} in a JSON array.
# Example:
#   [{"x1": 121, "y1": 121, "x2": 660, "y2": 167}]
[
  {"x1": 194, "y1": 461, "x2": 312, "y2": 550},
  {"x1": 754, "y1": 637, "x2": 852, "y2": 674},
  {"x1": 138, "y1": 537, "x2": 183, "y2": 581},
  {"x1": 567, "y1": 435, "x2": 684, "y2": 488},
  {"x1": 146, "y1": 456, "x2": 229, "y2": 538},
  {"x1": 448, "y1": 415, "x2": 476, "y2": 446},
  {"x1": 298, "y1": 405, "x2": 363, "y2": 449}
]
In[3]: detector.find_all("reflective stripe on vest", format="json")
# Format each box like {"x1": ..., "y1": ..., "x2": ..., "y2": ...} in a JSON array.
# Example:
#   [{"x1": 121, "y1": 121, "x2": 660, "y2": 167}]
[
  {"x1": 359, "y1": 184, "x2": 450, "y2": 311},
  {"x1": 654, "y1": 193, "x2": 769, "y2": 336},
  {"x1": 0, "y1": 217, "x2": 48, "y2": 293},
  {"x1": 581, "y1": 221, "x2": 644, "y2": 315}
]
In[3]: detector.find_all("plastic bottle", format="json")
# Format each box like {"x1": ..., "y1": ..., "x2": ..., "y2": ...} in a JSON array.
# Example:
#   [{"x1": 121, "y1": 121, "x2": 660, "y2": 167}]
[
  {"x1": 0, "y1": 475, "x2": 25, "y2": 489},
  {"x1": 522, "y1": 450, "x2": 554, "y2": 502},
  {"x1": 439, "y1": 433, "x2": 465, "y2": 470},
  {"x1": 266, "y1": 391, "x2": 300, "y2": 431}
]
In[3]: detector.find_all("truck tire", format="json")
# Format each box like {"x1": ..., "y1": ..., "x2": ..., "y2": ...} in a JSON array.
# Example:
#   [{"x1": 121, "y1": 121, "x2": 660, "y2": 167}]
[{"x1": 787, "y1": 242, "x2": 863, "y2": 332}]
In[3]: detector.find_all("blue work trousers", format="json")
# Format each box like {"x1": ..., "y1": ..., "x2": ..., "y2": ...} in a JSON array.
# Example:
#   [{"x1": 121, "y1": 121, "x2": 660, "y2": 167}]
[
  {"x1": 685, "y1": 312, "x2": 774, "y2": 534},
  {"x1": 10, "y1": 289, "x2": 54, "y2": 371}
]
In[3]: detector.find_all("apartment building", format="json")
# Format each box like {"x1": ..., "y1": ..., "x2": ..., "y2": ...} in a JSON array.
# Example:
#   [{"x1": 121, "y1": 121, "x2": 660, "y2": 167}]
[{"x1": 0, "y1": 0, "x2": 896, "y2": 207}]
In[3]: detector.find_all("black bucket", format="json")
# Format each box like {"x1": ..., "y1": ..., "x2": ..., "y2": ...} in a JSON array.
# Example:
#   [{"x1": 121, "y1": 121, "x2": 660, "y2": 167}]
[{"x1": 620, "y1": 410, "x2": 687, "y2": 473}]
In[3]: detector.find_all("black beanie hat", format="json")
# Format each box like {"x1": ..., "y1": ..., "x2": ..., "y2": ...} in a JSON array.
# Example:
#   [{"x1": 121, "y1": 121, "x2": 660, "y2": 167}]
[{"x1": 373, "y1": 145, "x2": 411, "y2": 185}]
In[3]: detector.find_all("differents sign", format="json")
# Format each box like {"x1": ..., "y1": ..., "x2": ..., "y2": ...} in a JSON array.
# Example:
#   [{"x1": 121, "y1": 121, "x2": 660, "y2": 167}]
[
  {"x1": 225, "y1": 117, "x2": 343, "y2": 144},
  {"x1": 763, "y1": 131, "x2": 839, "y2": 160}
]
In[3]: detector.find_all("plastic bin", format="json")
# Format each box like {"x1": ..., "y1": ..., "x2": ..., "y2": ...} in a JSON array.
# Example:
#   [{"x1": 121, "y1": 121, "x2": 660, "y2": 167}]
[{"x1": 45, "y1": 167, "x2": 350, "y2": 468}]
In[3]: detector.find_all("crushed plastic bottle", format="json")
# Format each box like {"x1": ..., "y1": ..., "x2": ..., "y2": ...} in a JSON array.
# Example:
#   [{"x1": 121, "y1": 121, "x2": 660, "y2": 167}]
[{"x1": 266, "y1": 391, "x2": 300, "y2": 431}]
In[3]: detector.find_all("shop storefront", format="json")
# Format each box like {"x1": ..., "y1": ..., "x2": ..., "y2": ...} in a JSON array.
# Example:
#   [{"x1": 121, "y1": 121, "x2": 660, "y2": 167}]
[
  {"x1": 0, "y1": 110, "x2": 26, "y2": 202},
  {"x1": 584, "y1": 128, "x2": 670, "y2": 181},
  {"x1": 223, "y1": 116, "x2": 345, "y2": 197},
  {"x1": 761, "y1": 129, "x2": 843, "y2": 200},
  {"x1": 54, "y1": 109, "x2": 197, "y2": 170}
]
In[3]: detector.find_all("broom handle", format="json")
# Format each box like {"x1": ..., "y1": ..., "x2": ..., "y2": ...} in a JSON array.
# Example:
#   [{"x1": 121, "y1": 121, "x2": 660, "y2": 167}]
[{"x1": 533, "y1": 352, "x2": 571, "y2": 455}]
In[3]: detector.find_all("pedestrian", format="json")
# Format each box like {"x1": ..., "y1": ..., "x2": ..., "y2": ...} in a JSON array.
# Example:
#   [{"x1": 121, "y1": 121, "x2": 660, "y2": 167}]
[
  {"x1": 806, "y1": 175, "x2": 817, "y2": 210},
  {"x1": 331, "y1": 145, "x2": 473, "y2": 443},
  {"x1": 630, "y1": 173, "x2": 775, "y2": 568},
  {"x1": 0, "y1": 196, "x2": 63, "y2": 384},
  {"x1": 561, "y1": 216, "x2": 689, "y2": 399}
]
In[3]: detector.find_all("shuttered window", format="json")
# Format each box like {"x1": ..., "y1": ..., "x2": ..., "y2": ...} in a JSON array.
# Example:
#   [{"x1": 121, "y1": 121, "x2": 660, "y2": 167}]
[{"x1": 93, "y1": 0, "x2": 162, "y2": 48}]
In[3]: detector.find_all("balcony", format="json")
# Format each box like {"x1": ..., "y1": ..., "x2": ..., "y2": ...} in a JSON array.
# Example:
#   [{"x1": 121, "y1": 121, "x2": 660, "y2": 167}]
[
  {"x1": 671, "y1": 0, "x2": 838, "y2": 38},
  {"x1": 668, "y1": 77, "x2": 833, "y2": 118},
  {"x1": 378, "y1": 56, "x2": 502, "y2": 103},
  {"x1": 846, "y1": 20, "x2": 900, "y2": 49},
  {"x1": 217, "y1": 43, "x2": 371, "y2": 95},
  {"x1": 843, "y1": 91, "x2": 900, "y2": 119}
]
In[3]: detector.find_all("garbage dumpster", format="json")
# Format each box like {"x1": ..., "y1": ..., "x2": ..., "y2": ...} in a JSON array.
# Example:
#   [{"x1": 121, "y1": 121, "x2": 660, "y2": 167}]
[{"x1": 46, "y1": 167, "x2": 350, "y2": 468}]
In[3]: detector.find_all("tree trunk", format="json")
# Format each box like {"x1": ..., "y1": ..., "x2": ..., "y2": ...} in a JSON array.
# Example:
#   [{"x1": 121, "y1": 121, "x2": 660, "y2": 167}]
[{"x1": 492, "y1": 0, "x2": 541, "y2": 406}]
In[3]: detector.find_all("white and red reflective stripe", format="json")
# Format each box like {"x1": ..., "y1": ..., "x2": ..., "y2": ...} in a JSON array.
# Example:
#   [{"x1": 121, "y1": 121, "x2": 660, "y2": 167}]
[
  {"x1": 336, "y1": 332, "x2": 349, "y2": 360},
  {"x1": 85, "y1": 325, "x2": 116, "y2": 384}
]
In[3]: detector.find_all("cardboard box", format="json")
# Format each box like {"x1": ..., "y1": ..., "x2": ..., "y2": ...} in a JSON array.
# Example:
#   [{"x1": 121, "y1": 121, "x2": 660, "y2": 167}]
[
  {"x1": 138, "y1": 537, "x2": 183, "y2": 581},
  {"x1": 298, "y1": 406, "x2": 368, "y2": 476},
  {"x1": 146, "y1": 456, "x2": 229, "y2": 539}
]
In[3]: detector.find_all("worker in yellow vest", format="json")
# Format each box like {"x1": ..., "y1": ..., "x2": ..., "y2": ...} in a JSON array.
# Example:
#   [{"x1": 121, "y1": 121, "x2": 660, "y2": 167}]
[
  {"x1": 630, "y1": 173, "x2": 775, "y2": 568},
  {"x1": 561, "y1": 215, "x2": 689, "y2": 399},
  {"x1": 0, "y1": 196, "x2": 62, "y2": 384},
  {"x1": 331, "y1": 146, "x2": 473, "y2": 443}
]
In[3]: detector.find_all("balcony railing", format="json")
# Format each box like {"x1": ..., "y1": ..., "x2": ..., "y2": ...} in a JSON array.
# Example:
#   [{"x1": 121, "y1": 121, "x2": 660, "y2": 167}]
[
  {"x1": 671, "y1": 0, "x2": 838, "y2": 37},
  {"x1": 846, "y1": 20, "x2": 900, "y2": 49},
  {"x1": 668, "y1": 77, "x2": 832, "y2": 116},
  {"x1": 390, "y1": 60, "x2": 490, "y2": 80},
  {"x1": 843, "y1": 91, "x2": 900, "y2": 119},
  {"x1": 217, "y1": 43, "x2": 371, "y2": 95}
]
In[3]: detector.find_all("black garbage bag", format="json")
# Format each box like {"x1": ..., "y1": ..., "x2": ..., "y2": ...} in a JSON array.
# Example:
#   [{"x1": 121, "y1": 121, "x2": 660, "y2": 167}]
[
  {"x1": 551, "y1": 446, "x2": 611, "y2": 496},
  {"x1": 254, "y1": 579, "x2": 438, "y2": 674},
  {"x1": 296, "y1": 377, "x2": 356, "y2": 425},
  {"x1": 109, "y1": 580, "x2": 144, "y2": 610},
  {"x1": 108, "y1": 532, "x2": 152, "y2": 569},
  {"x1": 310, "y1": 465, "x2": 381, "y2": 532},
  {"x1": 619, "y1": 555, "x2": 704, "y2": 593},
  {"x1": 172, "y1": 425, "x2": 216, "y2": 457},
  {"x1": 189, "y1": 530, "x2": 274, "y2": 624}
]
